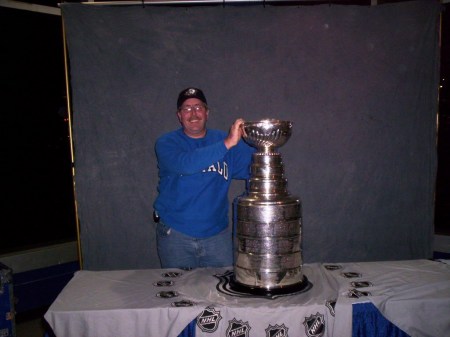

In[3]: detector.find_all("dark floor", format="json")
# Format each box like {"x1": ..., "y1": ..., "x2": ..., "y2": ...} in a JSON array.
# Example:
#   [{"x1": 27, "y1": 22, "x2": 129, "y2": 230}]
[{"x1": 15, "y1": 307, "x2": 50, "y2": 337}]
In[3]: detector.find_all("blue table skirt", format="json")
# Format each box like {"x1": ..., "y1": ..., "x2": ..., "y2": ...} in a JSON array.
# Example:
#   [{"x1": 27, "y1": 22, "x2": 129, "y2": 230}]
[{"x1": 352, "y1": 302, "x2": 410, "y2": 337}]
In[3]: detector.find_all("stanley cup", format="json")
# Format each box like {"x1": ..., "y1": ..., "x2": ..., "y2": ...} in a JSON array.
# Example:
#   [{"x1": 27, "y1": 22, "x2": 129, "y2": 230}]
[{"x1": 233, "y1": 119, "x2": 304, "y2": 292}]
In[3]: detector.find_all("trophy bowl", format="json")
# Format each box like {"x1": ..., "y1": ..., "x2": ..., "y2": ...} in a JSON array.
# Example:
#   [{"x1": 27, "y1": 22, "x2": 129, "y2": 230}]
[{"x1": 242, "y1": 119, "x2": 292, "y2": 152}]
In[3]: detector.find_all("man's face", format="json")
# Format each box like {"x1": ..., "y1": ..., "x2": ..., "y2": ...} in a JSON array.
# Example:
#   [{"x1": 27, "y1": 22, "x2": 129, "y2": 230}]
[{"x1": 177, "y1": 98, "x2": 209, "y2": 138}]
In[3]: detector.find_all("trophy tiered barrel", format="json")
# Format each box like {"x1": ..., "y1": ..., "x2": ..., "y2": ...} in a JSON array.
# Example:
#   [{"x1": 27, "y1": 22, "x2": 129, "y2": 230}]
[{"x1": 232, "y1": 119, "x2": 307, "y2": 294}]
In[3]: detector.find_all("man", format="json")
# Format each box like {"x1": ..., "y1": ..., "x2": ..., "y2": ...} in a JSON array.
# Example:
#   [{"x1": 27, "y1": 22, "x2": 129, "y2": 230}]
[{"x1": 153, "y1": 87, "x2": 254, "y2": 269}]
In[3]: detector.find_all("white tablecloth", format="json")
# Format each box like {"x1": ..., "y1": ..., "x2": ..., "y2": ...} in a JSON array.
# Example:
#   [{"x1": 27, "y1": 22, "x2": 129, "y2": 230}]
[{"x1": 44, "y1": 259, "x2": 450, "y2": 337}]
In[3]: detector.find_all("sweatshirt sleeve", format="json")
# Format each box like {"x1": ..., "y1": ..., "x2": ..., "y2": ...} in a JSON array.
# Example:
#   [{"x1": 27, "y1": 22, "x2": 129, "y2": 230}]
[
  {"x1": 231, "y1": 139, "x2": 255, "y2": 179},
  {"x1": 155, "y1": 132, "x2": 229, "y2": 175}
]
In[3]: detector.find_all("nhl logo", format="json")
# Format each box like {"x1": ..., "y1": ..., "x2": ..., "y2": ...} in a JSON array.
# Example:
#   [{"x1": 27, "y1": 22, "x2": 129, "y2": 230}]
[
  {"x1": 197, "y1": 307, "x2": 222, "y2": 333},
  {"x1": 226, "y1": 318, "x2": 251, "y2": 337},
  {"x1": 303, "y1": 312, "x2": 325, "y2": 337},
  {"x1": 341, "y1": 272, "x2": 361, "y2": 278},
  {"x1": 161, "y1": 272, "x2": 182, "y2": 278},
  {"x1": 348, "y1": 289, "x2": 371, "y2": 298},
  {"x1": 156, "y1": 291, "x2": 178, "y2": 298},
  {"x1": 265, "y1": 323, "x2": 289, "y2": 337},
  {"x1": 350, "y1": 281, "x2": 373, "y2": 288},
  {"x1": 153, "y1": 280, "x2": 174, "y2": 287},
  {"x1": 325, "y1": 300, "x2": 336, "y2": 317},
  {"x1": 171, "y1": 300, "x2": 194, "y2": 307},
  {"x1": 323, "y1": 265, "x2": 342, "y2": 271}
]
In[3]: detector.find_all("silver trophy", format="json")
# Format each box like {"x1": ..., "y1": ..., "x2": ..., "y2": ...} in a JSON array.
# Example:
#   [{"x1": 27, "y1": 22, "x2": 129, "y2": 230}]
[{"x1": 232, "y1": 119, "x2": 306, "y2": 294}]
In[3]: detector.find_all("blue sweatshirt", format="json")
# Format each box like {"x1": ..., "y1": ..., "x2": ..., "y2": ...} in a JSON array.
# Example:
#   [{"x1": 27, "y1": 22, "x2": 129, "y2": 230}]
[{"x1": 153, "y1": 128, "x2": 254, "y2": 238}]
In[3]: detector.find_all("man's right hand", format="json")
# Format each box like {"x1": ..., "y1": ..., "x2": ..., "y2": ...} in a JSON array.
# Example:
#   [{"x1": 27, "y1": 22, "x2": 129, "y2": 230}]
[{"x1": 224, "y1": 118, "x2": 245, "y2": 149}]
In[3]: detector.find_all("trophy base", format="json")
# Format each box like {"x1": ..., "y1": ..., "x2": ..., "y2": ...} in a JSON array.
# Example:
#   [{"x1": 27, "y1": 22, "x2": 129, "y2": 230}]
[{"x1": 229, "y1": 275, "x2": 311, "y2": 297}]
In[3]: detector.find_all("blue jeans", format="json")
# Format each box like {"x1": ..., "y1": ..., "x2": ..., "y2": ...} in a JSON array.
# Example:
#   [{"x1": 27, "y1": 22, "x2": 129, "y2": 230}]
[{"x1": 156, "y1": 222, "x2": 233, "y2": 269}]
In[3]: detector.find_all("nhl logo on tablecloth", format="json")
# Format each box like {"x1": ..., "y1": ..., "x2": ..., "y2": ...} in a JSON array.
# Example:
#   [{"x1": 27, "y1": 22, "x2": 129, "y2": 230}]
[
  {"x1": 161, "y1": 272, "x2": 182, "y2": 278},
  {"x1": 156, "y1": 291, "x2": 178, "y2": 298},
  {"x1": 341, "y1": 272, "x2": 361, "y2": 278},
  {"x1": 347, "y1": 289, "x2": 371, "y2": 298},
  {"x1": 197, "y1": 307, "x2": 222, "y2": 333},
  {"x1": 350, "y1": 281, "x2": 373, "y2": 288},
  {"x1": 325, "y1": 300, "x2": 336, "y2": 317},
  {"x1": 153, "y1": 280, "x2": 174, "y2": 287},
  {"x1": 171, "y1": 300, "x2": 194, "y2": 307},
  {"x1": 323, "y1": 265, "x2": 342, "y2": 271},
  {"x1": 265, "y1": 323, "x2": 289, "y2": 337},
  {"x1": 303, "y1": 312, "x2": 325, "y2": 337},
  {"x1": 226, "y1": 318, "x2": 251, "y2": 337}
]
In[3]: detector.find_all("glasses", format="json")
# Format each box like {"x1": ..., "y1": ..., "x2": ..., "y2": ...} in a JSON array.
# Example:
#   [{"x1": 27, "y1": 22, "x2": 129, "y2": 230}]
[{"x1": 179, "y1": 104, "x2": 206, "y2": 114}]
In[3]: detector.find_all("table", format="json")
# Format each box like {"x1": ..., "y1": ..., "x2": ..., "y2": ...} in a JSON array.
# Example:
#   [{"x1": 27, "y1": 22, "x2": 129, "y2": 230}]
[{"x1": 44, "y1": 259, "x2": 450, "y2": 337}]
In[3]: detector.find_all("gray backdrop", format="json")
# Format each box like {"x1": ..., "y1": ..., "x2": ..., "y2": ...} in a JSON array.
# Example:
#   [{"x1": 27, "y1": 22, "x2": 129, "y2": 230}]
[{"x1": 61, "y1": 0, "x2": 440, "y2": 270}]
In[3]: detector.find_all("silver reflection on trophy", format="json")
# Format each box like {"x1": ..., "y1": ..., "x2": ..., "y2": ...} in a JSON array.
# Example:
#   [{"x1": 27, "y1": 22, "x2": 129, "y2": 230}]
[{"x1": 234, "y1": 119, "x2": 304, "y2": 291}]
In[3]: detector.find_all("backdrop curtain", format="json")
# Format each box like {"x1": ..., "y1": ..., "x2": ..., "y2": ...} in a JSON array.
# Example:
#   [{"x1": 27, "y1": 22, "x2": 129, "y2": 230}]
[{"x1": 61, "y1": 0, "x2": 440, "y2": 270}]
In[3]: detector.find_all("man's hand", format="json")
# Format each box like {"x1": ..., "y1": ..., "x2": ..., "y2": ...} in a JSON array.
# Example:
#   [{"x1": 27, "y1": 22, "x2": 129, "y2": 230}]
[{"x1": 224, "y1": 118, "x2": 245, "y2": 149}]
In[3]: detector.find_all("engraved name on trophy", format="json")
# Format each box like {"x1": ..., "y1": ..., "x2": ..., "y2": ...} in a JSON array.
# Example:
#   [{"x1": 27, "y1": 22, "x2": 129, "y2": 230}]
[{"x1": 232, "y1": 119, "x2": 308, "y2": 295}]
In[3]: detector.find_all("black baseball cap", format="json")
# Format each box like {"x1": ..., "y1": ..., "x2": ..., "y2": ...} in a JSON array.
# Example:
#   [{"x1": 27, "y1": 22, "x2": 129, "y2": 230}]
[{"x1": 177, "y1": 87, "x2": 207, "y2": 109}]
